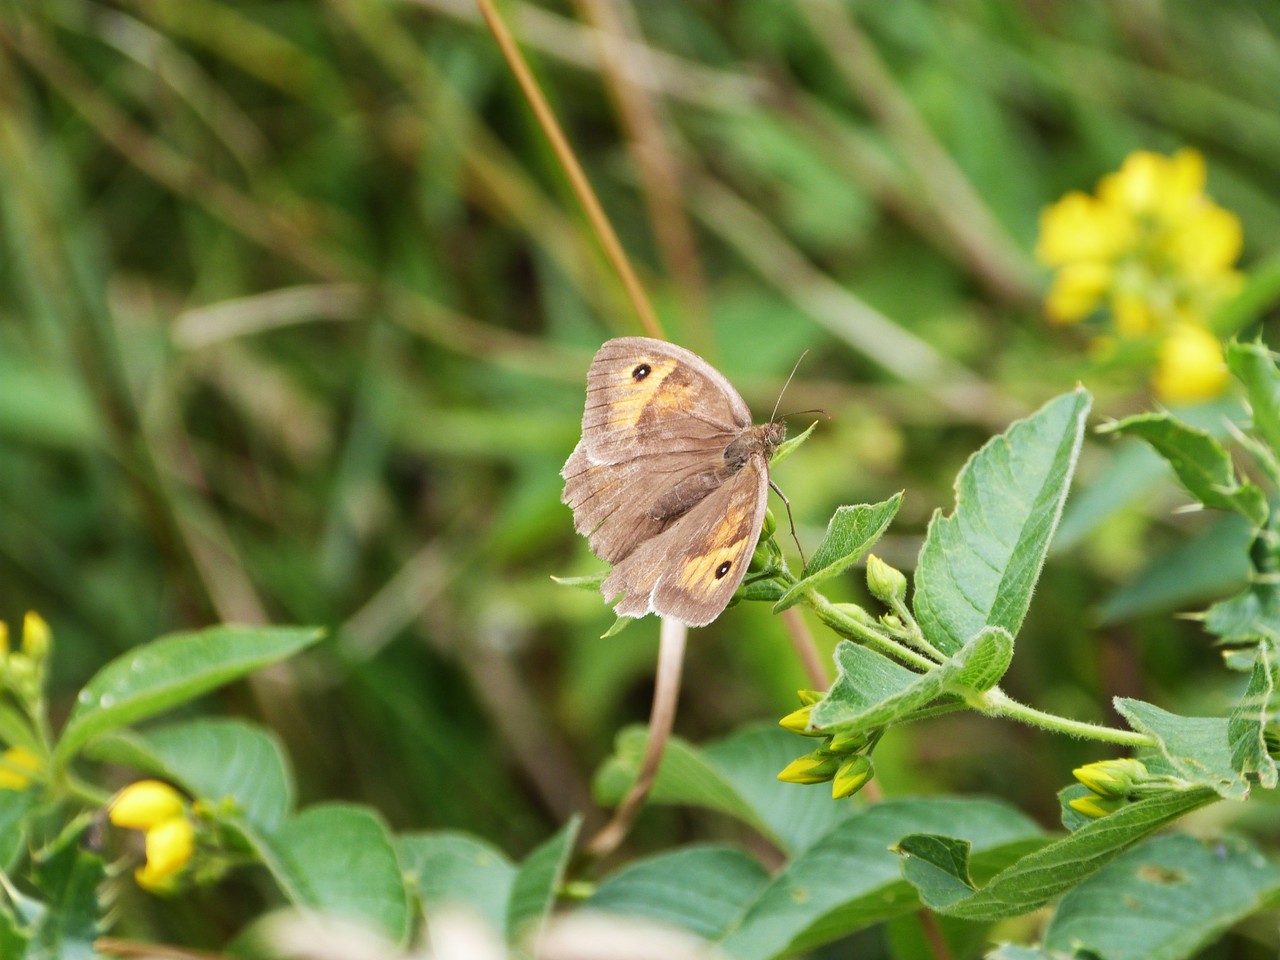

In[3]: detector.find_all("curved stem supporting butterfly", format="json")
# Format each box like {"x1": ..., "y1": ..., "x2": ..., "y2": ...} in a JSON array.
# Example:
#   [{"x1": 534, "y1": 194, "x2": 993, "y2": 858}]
[{"x1": 582, "y1": 615, "x2": 688, "y2": 860}]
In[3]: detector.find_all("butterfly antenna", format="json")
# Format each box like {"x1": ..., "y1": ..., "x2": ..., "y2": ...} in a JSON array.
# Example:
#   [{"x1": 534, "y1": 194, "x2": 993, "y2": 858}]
[
  {"x1": 779, "y1": 408, "x2": 832, "y2": 421},
  {"x1": 769, "y1": 350, "x2": 809, "y2": 424}
]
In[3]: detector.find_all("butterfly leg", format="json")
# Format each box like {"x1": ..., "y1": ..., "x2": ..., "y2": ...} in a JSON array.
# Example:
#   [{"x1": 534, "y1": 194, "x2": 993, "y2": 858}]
[{"x1": 768, "y1": 478, "x2": 806, "y2": 571}]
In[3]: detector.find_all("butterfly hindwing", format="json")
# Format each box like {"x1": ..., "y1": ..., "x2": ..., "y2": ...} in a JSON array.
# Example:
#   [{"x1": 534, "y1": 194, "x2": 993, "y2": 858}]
[{"x1": 601, "y1": 456, "x2": 769, "y2": 627}]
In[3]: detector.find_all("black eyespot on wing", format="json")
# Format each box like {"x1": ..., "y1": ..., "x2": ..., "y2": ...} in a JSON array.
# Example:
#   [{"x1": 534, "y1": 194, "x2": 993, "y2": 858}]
[
  {"x1": 715, "y1": 561, "x2": 732, "y2": 579},
  {"x1": 632, "y1": 363, "x2": 651, "y2": 382}
]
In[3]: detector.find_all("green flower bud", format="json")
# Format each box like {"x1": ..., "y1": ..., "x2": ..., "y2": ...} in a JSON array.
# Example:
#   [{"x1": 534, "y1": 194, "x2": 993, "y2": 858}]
[
  {"x1": 1072, "y1": 758, "x2": 1149, "y2": 799},
  {"x1": 832, "y1": 755, "x2": 874, "y2": 799},
  {"x1": 827, "y1": 727, "x2": 871, "y2": 754},
  {"x1": 1068, "y1": 792, "x2": 1124, "y2": 819},
  {"x1": 777, "y1": 751, "x2": 842, "y2": 785},
  {"x1": 866, "y1": 555, "x2": 907, "y2": 604},
  {"x1": 761, "y1": 508, "x2": 777, "y2": 539},
  {"x1": 796, "y1": 689, "x2": 825, "y2": 706},
  {"x1": 831, "y1": 603, "x2": 877, "y2": 627}
]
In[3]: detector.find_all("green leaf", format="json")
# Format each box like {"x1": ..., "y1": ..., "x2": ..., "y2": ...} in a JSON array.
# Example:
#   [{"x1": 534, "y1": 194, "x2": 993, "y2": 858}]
[
  {"x1": 1053, "y1": 441, "x2": 1169, "y2": 553},
  {"x1": 1114, "y1": 698, "x2": 1248, "y2": 800},
  {"x1": 56, "y1": 625, "x2": 323, "y2": 763},
  {"x1": 1098, "y1": 514, "x2": 1252, "y2": 625},
  {"x1": 27, "y1": 838, "x2": 104, "y2": 960},
  {"x1": 716, "y1": 797, "x2": 1044, "y2": 960},
  {"x1": 1100, "y1": 413, "x2": 1268, "y2": 527},
  {"x1": 506, "y1": 817, "x2": 579, "y2": 942},
  {"x1": 87, "y1": 719, "x2": 294, "y2": 832},
  {"x1": 898, "y1": 787, "x2": 1218, "y2": 920},
  {"x1": 915, "y1": 389, "x2": 1091, "y2": 655},
  {"x1": 593, "y1": 725, "x2": 853, "y2": 855},
  {"x1": 1226, "y1": 338, "x2": 1280, "y2": 456},
  {"x1": 587, "y1": 845, "x2": 769, "y2": 941},
  {"x1": 1044, "y1": 833, "x2": 1280, "y2": 960},
  {"x1": 772, "y1": 494, "x2": 903, "y2": 612},
  {"x1": 265, "y1": 804, "x2": 410, "y2": 944},
  {"x1": 1228, "y1": 637, "x2": 1279, "y2": 788},
  {"x1": 397, "y1": 832, "x2": 516, "y2": 933},
  {"x1": 0, "y1": 787, "x2": 37, "y2": 871},
  {"x1": 809, "y1": 628, "x2": 1012, "y2": 735}
]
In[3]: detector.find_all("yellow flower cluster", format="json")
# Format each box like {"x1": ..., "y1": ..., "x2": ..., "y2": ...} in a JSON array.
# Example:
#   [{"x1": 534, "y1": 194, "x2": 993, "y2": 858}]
[
  {"x1": 1037, "y1": 149, "x2": 1242, "y2": 403},
  {"x1": 109, "y1": 780, "x2": 197, "y2": 892}
]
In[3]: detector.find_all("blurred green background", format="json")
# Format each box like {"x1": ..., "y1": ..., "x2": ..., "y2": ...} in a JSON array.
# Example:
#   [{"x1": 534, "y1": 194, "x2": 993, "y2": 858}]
[{"x1": 2, "y1": 0, "x2": 1278, "y2": 900}]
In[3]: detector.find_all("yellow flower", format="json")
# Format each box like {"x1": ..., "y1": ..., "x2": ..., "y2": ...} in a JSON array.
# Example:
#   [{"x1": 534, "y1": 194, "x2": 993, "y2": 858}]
[
  {"x1": 0, "y1": 746, "x2": 41, "y2": 790},
  {"x1": 1036, "y1": 192, "x2": 1135, "y2": 266},
  {"x1": 1037, "y1": 149, "x2": 1244, "y2": 398},
  {"x1": 1152, "y1": 324, "x2": 1230, "y2": 404},
  {"x1": 135, "y1": 816, "x2": 196, "y2": 892},
  {"x1": 109, "y1": 780, "x2": 187, "y2": 830},
  {"x1": 1045, "y1": 262, "x2": 1113, "y2": 324},
  {"x1": 21, "y1": 612, "x2": 50, "y2": 661}
]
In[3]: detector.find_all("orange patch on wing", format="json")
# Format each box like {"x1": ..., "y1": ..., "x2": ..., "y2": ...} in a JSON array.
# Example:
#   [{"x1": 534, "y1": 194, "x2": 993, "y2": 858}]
[
  {"x1": 608, "y1": 356, "x2": 681, "y2": 431},
  {"x1": 676, "y1": 501, "x2": 750, "y2": 592}
]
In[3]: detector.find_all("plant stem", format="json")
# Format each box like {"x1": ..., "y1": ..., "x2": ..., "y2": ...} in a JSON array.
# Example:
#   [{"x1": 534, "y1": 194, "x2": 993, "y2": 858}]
[
  {"x1": 804, "y1": 591, "x2": 937, "y2": 672},
  {"x1": 976, "y1": 688, "x2": 1155, "y2": 747}
]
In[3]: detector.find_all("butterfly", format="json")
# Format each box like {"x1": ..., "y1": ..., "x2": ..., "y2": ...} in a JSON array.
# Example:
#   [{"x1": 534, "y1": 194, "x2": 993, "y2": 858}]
[{"x1": 561, "y1": 337, "x2": 785, "y2": 627}]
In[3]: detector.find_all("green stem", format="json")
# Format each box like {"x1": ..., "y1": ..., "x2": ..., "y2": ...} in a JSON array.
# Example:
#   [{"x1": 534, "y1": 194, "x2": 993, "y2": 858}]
[
  {"x1": 888, "y1": 595, "x2": 947, "y2": 662},
  {"x1": 976, "y1": 687, "x2": 1155, "y2": 747},
  {"x1": 803, "y1": 591, "x2": 937, "y2": 672}
]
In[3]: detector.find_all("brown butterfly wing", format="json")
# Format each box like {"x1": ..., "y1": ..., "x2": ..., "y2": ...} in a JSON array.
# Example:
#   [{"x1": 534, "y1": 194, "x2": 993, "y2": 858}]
[
  {"x1": 601, "y1": 454, "x2": 769, "y2": 627},
  {"x1": 561, "y1": 440, "x2": 728, "y2": 564},
  {"x1": 579, "y1": 337, "x2": 751, "y2": 465},
  {"x1": 562, "y1": 337, "x2": 752, "y2": 566}
]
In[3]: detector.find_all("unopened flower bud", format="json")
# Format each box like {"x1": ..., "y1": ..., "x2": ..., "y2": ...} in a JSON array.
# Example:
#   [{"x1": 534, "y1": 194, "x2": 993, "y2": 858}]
[
  {"x1": 796, "y1": 689, "x2": 825, "y2": 706},
  {"x1": 761, "y1": 509, "x2": 777, "y2": 539},
  {"x1": 866, "y1": 555, "x2": 907, "y2": 604},
  {"x1": 21, "y1": 612, "x2": 50, "y2": 662},
  {"x1": 777, "y1": 751, "x2": 842, "y2": 785},
  {"x1": 1072, "y1": 758, "x2": 1148, "y2": 799},
  {"x1": 1068, "y1": 792, "x2": 1124, "y2": 819},
  {"x1": 779, "y1": 705, "x2": 822, "y2": 735},
  {"x1": 827, "y1": 727, "x2": 871, "y2": 754},
  {"x1": 832, "y1": 755, "x2": 874, "y2": 799}
]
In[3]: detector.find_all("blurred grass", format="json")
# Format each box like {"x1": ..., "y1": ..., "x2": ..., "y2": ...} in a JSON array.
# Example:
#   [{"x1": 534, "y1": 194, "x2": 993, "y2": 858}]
[{"x1": 1, "y1": 2, "x2": 1279, "y2": 933}]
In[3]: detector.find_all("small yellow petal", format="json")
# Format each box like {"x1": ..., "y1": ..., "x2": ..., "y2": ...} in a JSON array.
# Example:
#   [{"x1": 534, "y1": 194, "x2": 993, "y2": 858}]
[
  {"x1": 1110, "y1": 291, "x2": 1160, "y2": 337},
  {"x1": 109, "y1": 780, "x2": 187, "y2": 830},
  {"x1": 1098, "y1": 151, "x2": 1165, "y2": 213},
  {"x1": 135, "y1": 816, "x2": 195, "y2": 890},
  {"x1": 21, "y1": 612, "x2": 50, "y2": 660},
  {"x1": 1036, "y1": 193, "x2": 1134, "y2": 266},
  {"x1": 1165, "y1": 205, "x2": 1242, "y2": 278},
  {"x1": 0, "y1": 621, "x2": 9, "y2": 658},
  {"x1": 0, "y1": 746, "x2": 42, "y2": 791},
  {"x1": 1045, "y1": 262, "x2": 1112, "y2": 324},
  {"x1": 1152, "y1": 324, "x2": 1230, "y2": 404}
]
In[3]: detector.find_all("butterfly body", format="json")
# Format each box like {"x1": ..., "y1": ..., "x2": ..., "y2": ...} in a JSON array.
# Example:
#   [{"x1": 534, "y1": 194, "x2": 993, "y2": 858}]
[{"x1": 562, "y1": 338, "x2": 784, "y2": 626}]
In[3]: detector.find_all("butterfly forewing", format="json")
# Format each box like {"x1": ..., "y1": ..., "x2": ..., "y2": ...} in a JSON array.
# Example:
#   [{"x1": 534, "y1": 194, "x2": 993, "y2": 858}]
[{"x1": 580, "y1": 338, "x2": 750, "y2": 465}]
